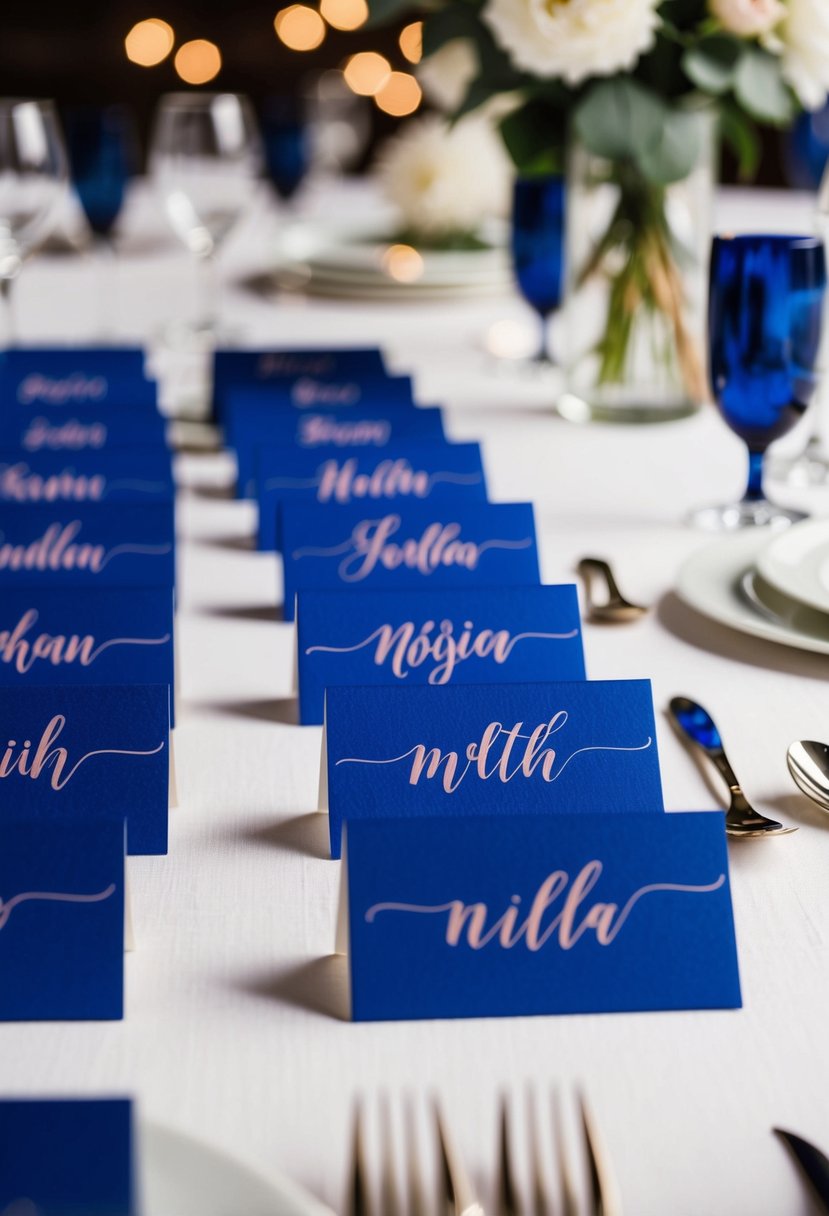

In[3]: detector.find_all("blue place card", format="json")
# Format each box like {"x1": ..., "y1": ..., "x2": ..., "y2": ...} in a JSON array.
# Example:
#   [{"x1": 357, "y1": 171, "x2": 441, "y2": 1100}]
[
  {"x1": 258, "y1": 441, "x2": 487, "y2": 550},
  {"x1": 0, "y1": 684, "x2": 170, "y2": 854},
  {"x1": 0, "y1": 585, "x2": 175, "y2": 700},
  {"x1": 0, "y1": 346, "x2": 156, "y2": 409},
  {"x1": 0, "y1": 407, "x2": 168, "y2": 453},
  {"x1": 282, "y1": 501, "x2": 539, "y2": 623},
  {"x1": 213, "y1": 346, "x2": 387, "y2": 420},
  {"x1": 223, "y1": 373, "x2": 414, "y2": 418},
  {"x1": 0, "y1": 448, "x2": 174, "y2": 504},
  {"x1": 321, "y1": 679, "x2": 662, "y2": 858},
  {"x1": 339, "y1": 811, "x2": 741, "y2": 1021},
  {"x1": 296, "y1": 584, "x2": 585, "y2": 725},
  {"x1": 232, "y1": 407, "x2": 447, "y2": 499},
  {"x1": 0, "y1": 502, "x2": 175, "y2": 588},
  {"x1": 0, "y1": 819, "x2": 125, "y2": 1021}
]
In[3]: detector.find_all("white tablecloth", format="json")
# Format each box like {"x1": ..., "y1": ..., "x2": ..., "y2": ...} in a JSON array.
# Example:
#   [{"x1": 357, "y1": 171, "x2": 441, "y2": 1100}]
[{"x1": 4, "y1": 182, "x2": 829, "y2": 1216}]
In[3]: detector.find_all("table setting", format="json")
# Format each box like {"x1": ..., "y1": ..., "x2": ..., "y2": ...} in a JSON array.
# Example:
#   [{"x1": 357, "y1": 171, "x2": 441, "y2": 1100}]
[{"x1": 6, "y1": 0, "x2": 829, "y2": 1212}]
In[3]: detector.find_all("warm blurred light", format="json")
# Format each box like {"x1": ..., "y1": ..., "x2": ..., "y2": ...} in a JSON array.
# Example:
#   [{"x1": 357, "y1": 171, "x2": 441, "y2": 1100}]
[
  {"x1": 485, "y1": 318, "x2": 537, "y2": 360},
  {"x1": 343, "y1": 51, "x2": 391, "y2": 96},
  {"x1": 320, "y1": 0, "x2": 368, "y2": 31},
  {"x1": 374, "y1": 71, "x2": 422, "y2": 116},
  {"x1": 174, "y1": 39, "x2": 222, "y2": 84},
  {"x1": 381, "y1": 243, "x2": 424, "y2": 283},
  {"x1": 125, "y1": 18, "x2": 175, "y2": 66},
  {"x1": 275, "y1": 5, "x2": 326, "y2": 50},
  {"x1": 399, "y1": 21, "x2": 422, "y2": 64}
]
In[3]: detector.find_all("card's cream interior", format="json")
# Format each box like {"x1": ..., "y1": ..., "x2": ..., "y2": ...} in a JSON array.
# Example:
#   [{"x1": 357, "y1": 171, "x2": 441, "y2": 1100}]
[
  {"x1": 334, "y1": 828, "x2": 352, "y2": 1021},
  {"x1": 317, "y1": 692, "x2": 329, "y2": 812}
]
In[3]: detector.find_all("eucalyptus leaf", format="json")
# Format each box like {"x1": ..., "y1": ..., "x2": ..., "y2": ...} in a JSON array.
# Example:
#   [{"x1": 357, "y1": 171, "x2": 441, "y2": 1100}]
[
  {"x1": 719, "y1": 103, "x2": 761, "y2": 180},
  {"x1": 499, "y1": 100, "x2": 566, "y2": 175},
  {"x1": 574, "y1": 79, "x2": 664, "y2": 164},
  {"x1": 682, "y1": 35, "x2": 741, "y2": 94},
  {"x1": 734, "y1": 48, "x2": 796, "y2": 125},
  {"x1": 638, "y1": 108, "x2": 702, "y2": 183}
]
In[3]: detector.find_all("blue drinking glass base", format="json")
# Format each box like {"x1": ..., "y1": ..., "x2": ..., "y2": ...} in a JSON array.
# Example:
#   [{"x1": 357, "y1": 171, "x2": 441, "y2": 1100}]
[{"x1": 686, "y1": 499, "x2": 807, "y2": 531}]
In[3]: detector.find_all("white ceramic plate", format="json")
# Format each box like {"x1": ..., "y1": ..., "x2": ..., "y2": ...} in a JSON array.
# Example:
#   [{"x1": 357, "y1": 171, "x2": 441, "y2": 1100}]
[
  {"x1": 755, "y1": 518, "x2": 829, "y2": 616},
  {"x1": 140, "y1": 1122, "x2": 334, "y2": 1216},
  {"x1": 676, "y1": 531, "x2": 829, "y2": 656}
]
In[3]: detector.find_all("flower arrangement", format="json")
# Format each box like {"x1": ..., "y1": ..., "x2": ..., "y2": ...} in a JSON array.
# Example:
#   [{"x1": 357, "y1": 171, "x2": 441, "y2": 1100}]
[{"x1": 367, "y1": 0, "x2": 829, "y2": 411}]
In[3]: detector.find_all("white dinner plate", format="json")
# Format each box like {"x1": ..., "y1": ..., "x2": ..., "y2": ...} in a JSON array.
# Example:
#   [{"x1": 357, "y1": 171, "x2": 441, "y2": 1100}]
[
  {"x1": 140, "y1": 1122, "x2": 334, "y2": 1216},
  {"x1": 675, "y1": 530, "x2": 829, "y2": 656},
  {"x1": 755, "y1": 518, "x2": 829, "y2": 616}
]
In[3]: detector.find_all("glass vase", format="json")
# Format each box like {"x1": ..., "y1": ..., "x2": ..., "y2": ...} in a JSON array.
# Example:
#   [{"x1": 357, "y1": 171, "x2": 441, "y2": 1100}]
[{"x1": 560, "y1": 112, "x2": 717, "y2": 424}]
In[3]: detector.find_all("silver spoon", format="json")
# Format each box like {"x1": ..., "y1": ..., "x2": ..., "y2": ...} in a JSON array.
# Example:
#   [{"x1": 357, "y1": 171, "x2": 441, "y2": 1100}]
[
  {"x1": 576, "y1": 557, "x2": 648, "y2": 623},
  {"x1": 668, "y1": 695, "x2": 796, "y2": 838},
  {"x1": 787, "y1": 740, "x2": 829, "y2": 813}
]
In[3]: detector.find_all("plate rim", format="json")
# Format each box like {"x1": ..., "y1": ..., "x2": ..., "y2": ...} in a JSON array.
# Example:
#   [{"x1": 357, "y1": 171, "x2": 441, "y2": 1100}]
[{"x1": 755, "y1": 518, "x2": 829, "y2": 617}]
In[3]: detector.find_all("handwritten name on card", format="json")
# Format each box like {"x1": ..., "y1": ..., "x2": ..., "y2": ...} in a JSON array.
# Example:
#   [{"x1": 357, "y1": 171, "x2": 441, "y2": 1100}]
[
  {"x1": 341, "y1": 812, "x2": 741, "y2": 1021},
  {"x1": 321, "y1": 680, "x2": 663, "y2": 858},
  {"x1": 0, "y1": 684, "x2": 170, "y2": 855},
  {"x1": 212, "y1": 347, "x2": 387, "y2": 420},
  {"x1": 0, "y1": 411, "x2": 168, "y2": 453},
  {"x1": 282, "y1": 503, "x2": 539, "y2": 621},
  {"x1": 0, "y1": 450, "x2": 173, "y2": 504},
  {"x1": 296, "y1": 585, "x2": 584, "y2": 725}
]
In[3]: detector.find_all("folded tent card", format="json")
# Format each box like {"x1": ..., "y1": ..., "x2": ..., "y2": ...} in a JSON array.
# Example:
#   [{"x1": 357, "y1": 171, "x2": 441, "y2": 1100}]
[
  {"x1": 0, "y1": 818, "x2": 126, "y2": 1020},
  {"x1": 0, "y1": 345, "x2": 157, "y2": 410},
  {"x1": 0, "y1": 447, "x2": 174, "y2": 505},
  {"x1": 230, "y1": 405, "x2": 446, "y2": 499},
  {"x1": 0, "y1": 406, "x2": 169, "y2": 453},
  {"x1": 0, "y1": 1097, "x2": 136, "y2": 1211},
  {"x1": 212, "y1": 345, "x2": 387, "y2": 422},
  {"x1": 337, "y1": 811, "x2": 742, "y2": 1021},
  {"x1": 0, "y1": 683, "x2": 172, "y2": 855},
  {"x1": 222, "y1": 373, "x2": 414, "y2": 418},
  {"x1": 295, "y1": 583, "x2": 585, "y2": 725},
  {"x1": 281, "y1": 500, "x2": 540, "y2": 623},
  {"x1": 320, "y1": 678, "x2": 663, "y2": 859},
  {"x1": 258, "y1": 441, "x2": 488, "y2": 550},
  {"x1": 0, "y1": 501, "x2": 175, "y2": 588}
]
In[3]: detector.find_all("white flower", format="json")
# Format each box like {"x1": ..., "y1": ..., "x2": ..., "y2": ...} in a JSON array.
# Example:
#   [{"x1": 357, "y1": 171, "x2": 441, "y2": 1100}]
[
  {"x1": 773, "y1": 0, "x2": 829, "y2": 110},
  {"x1": 417, "y1": 39, "x2": 478, "y2": 113},
  {"x1": 484, "y1": 0, "x2": 660, "y2": 85},
  {"x1": 375, "y1": 114, "x2": 510, "y2": 237},
  {"x1": 710, "y1": 0, "x2": 785, "y2": 37}
]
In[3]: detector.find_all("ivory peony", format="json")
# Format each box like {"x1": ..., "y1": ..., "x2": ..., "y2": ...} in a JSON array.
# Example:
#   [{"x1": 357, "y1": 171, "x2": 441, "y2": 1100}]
[
  {"x1": 710, "y1": 0, "x2": 785, "y2": 37},
  {"x1": 484, "y1": 0, "x2": 660, "y2": 84},
  {"x1": 774, "y1": 0, "x2": 829, "y2": 110},
  {"x1": 375, "y1": 115, "x2": 510, "y2": 236}
]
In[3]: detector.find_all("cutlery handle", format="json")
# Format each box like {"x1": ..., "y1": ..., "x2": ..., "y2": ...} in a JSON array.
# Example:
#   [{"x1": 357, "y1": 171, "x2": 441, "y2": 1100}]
[
  {"x1": 577, "y1": 557, "x2": 622, "y2": 602},
  {"x1": 668, "y1": 696, "x2": 745, "y2": 796}
]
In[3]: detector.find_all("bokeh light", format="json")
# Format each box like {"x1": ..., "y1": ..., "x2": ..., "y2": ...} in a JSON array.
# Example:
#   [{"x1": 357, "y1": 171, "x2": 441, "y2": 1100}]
[
  {"x1": 343, "y1": 51, "x2": 391, "y2": 97},
  {"x1": 125, "y1": 18, "x2": 175, "y2": 67},
  {"x1": 274, "y1": 6, "x2": 327, "y2": 51},
  {"x1": 320, "y1": 0, "x2": 369, "y2": 31},
  {"x1": 374, "y1": 71, "x2": 422, "y2": 116},
  {"x1": 381, "y1": 244, "x2": 424, "y2": 283},
  {"x1": 399, "y1": 22, "x2": 423, "y2": 64},
  {"x1": 174, "y1": 39, "x2": 222, "y2": 84}
]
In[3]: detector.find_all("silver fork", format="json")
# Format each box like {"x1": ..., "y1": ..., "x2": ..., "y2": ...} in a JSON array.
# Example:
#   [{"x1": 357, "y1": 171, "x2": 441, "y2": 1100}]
[
  {"x1": 347, "y1": 1095, "x2": 484, "y2": 1216},
  {"x1": 497, "y1": 1091, "x2": 622, "y2": 1216}
]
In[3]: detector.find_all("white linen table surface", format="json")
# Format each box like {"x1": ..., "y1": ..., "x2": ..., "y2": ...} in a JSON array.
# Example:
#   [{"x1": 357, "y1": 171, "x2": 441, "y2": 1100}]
[{"x1": 2, "y1": 182, "x2": 828, "y2": 1216}]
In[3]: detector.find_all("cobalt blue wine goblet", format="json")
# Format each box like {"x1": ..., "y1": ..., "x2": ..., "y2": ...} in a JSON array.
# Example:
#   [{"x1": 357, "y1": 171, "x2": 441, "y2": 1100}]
[
  {"x1": 64, "y1": 105, "x2": 136, "y2": 240},
  {"x1": 693, "y1": 233, "x2": 827, "y2": 530},
  {"x1": 261, "y1": 96, "x2": 309, "y2": 204},
  {"x1": 510, "y1": 175, "x2": 565, "y2": 365}
]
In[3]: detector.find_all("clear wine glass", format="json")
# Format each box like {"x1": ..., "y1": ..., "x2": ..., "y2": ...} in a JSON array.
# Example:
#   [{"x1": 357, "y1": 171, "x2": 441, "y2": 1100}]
[
  {"x1": 149, "y1": 92, "x2": 262, "y2": 340},
  {"x1": 691, "y1": 233, "x2": 827, "y2": 530},
  {"x1": 0, "y1": 98, "x2": 68, "y2": 346}
]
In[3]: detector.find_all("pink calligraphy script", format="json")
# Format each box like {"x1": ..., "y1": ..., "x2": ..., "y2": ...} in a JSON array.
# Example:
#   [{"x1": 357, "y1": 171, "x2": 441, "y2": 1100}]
[
  {"x1": 23, "y1": 418, "x2": 108, "y2": 451},
  {"x1": 1, "y1": 715, "x2": 164, "y2": 790},
  {"x1": 296, "y1": 416, "x2": 391, "y2": 447},
  {"x1": 17, "y1": 373, "x2": 108, "y2": 405},
  {"x1": 266, "y1": 458, "x2": 482, "y2": 505},
  {"x1": 0, "y1": 521, "x2": 171, "y2": 573},
  {"x1": 0, "y1": 609, "x2": 171, "y2": 674},
  {"x1": 0, "y1": 883, "x2": 116, "y2": 932}
]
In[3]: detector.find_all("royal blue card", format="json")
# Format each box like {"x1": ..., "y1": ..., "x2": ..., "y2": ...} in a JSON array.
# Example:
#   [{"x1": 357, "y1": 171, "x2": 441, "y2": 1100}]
[
  {"x1": 0, "y1": 346, "x2": 156, "y2": 409},
  {"x1": 340, "y1": 811, "x2": 741, "y2": 1021},
  {"x1": 0, "y1": 407, "x2": 168, "y2": 453},
  {"x1": 321, "y1": 679, "x2": 662, "y2": 858},
  {"x1": 0, "y1": 684, "x2": 170, "y2": 854},
  {"x1": 0, "y1": 502, "x2": 175, "y2": 588},
  {"x1": 223, "y1": 373, "x2": 413, "y2": 418},
  {"x1": 230, "y1": 406, "x2": 445, "y2": 499},
  {"x1": 0, "y1": 819, "x2": 125, "y2": 1020},
  {"x1": 0, "y1": 448, "x2": 174, "y2": 504},
  {"x1": 0, "y1": 585, "x2": 175, "y2": 700},
  {"x1": 213, "y1": 346, "x2": 387, "y2": 420},
  {"x1": 296, "y1": 584, "x2": 585, "y2": 725},
  {"x1": 282, "y1": 501, "x2": 539, "y2": 623},
  {"x1": 0, "y1": 1098, "x2": 134, "y2": 1211},
  {"x1": 258, "y1": 442, "x2": 487, "y2": 550}
]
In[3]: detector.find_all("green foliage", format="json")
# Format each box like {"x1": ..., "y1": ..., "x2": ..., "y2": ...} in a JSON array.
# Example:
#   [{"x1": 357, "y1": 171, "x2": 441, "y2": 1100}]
[
  {"x1": 734, "y1": 47, "x2": 797, "y2": 125},
  {"x1": 365, "y1": 0, "x2": 415, "y2": 28},
  {"x1": 682, "y1": 34, "x2": 741, "y2": 94},
  {"x1": 498, "y1": 100, "x2": 566, "y2": 176}
]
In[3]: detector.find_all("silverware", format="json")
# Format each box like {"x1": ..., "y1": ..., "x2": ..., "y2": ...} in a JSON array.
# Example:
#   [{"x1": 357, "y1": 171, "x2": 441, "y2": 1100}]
[
  {"x1": 668, "y1": 696, "x2": 796, "y2": 838},
  {"x1": 775, "y1": 1128, "x2": 829, "y2": 1213},
  {"x1": 497, "y1": 1090, "x2": 622, "y2": 1216},
  {"x1": 576, "y1": 557, "x2": 648, "y2": 624},
  {"x1": 347, "y1": 1096, "x2": 483, "y2": 1216},
  {"x1": 787, "y1": 740, "x2": 829, "y2": 813}
]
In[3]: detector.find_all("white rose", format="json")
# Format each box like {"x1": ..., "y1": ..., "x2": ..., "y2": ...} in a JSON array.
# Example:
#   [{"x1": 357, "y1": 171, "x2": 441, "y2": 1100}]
[
  {"x1": 773, "y1": 0, "x2": 829, "y2": 110},
  {"x1": 417, "y1": 39, "x2": 478, "y2": 113},
  {"x1": 484, "y1": 0, "x2": 660, "y2": 85},
  {"x1": 710, "y1": 0, "x2": 785, "y2": 37},
  {"x1": 375, "y1": 114, "x2": 511, "y2": 236}
]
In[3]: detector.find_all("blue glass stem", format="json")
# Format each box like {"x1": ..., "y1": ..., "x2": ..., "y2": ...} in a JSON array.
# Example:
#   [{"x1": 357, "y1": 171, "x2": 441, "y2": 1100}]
[
  {"x1": 535, "y1": 312, "x2": 553, "y2": 365},
  {"x1": 744, "y1": 450, "x2": 765, "y2": 502}
]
